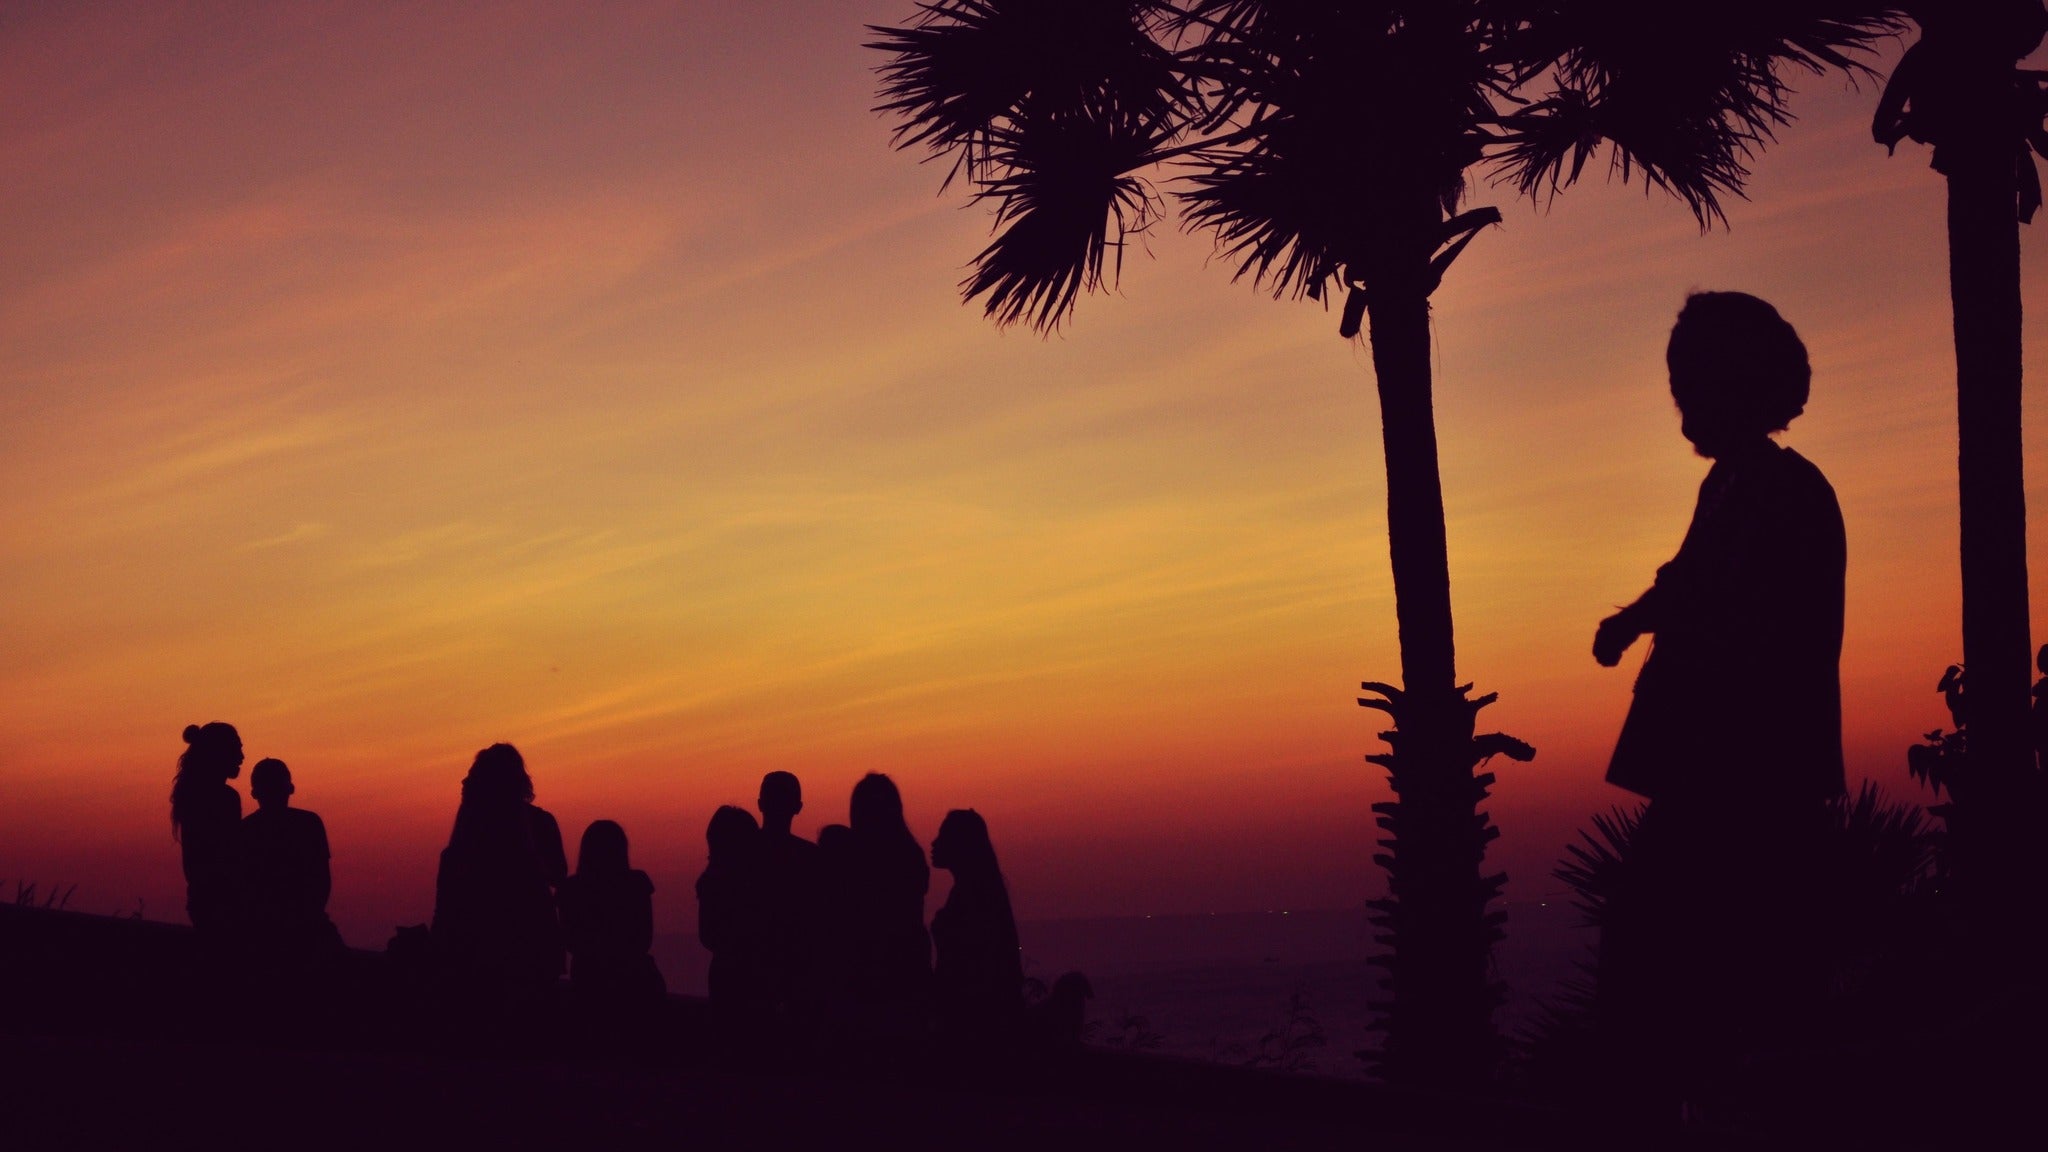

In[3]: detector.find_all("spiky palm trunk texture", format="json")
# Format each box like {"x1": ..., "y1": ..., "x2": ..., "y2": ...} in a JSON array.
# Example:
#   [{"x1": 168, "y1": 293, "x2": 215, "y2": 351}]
[{"x1": 1358, "y1": 255, "x2": 1509, "y2": 1086}]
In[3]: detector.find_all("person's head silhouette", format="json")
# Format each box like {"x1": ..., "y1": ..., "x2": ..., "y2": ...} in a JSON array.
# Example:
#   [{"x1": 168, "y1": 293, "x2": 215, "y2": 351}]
[
  {"x1": 705, "y1": 804, "x2": 758, "y2": 866},
  {"x1": 1666, "y1": 291, "x2": 1810, "y2": 458},
  {"x1": 577, "y1": 819, "x2": 630, "y2": 875},
  {"x1": 818, "y1": 823, "x2": 852, "y2": 854},
  {"x1": 462, "y1": 743, "x2": 533, "y2": 806},
  {"x1": 172, "y1": 722, "x2": 243, "y2": 837},
  {"x1": 930, "y1": 808, "x2": 999, "y2": 878},
  {"x1": 250, "y1": 758, "x2": 294, "y2": 810},
  {"x1": 849, "y1": 772, "x2": 908, "y2": 836},
  {"x1": 758, "y1": 771, "x2": 802, "y2": 832}
]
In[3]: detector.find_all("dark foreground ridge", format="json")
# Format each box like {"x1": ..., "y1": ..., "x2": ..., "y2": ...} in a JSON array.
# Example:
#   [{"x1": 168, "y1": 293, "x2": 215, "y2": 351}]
[
  {"x1": 1, "y1": 903, "x2": 1569, "y2": 1151},
  {"x1": 6, "y1": 903, "x2": 2041, "y2": 1150}
]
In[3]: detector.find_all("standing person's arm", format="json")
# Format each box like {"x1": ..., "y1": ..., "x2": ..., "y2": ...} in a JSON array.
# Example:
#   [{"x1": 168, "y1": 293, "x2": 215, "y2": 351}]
[
  {"x1": 1594, "y1": 589, "x2": 1663, "y2": 666},
  {"x1": 1594, "y1": 471, "x2": 1721, "y2": 666}
]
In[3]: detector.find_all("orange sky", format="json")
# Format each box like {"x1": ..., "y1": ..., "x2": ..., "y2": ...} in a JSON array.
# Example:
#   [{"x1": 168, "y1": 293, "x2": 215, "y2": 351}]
[{"x1": 5, "y1": 3, "x2": 2047, "y2": 948}]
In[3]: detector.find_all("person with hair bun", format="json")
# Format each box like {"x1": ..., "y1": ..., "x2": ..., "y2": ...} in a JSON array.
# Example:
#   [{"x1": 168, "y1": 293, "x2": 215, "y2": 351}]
[{"x1": 171, "y1": 722, "x2": 245, "y2": 936}]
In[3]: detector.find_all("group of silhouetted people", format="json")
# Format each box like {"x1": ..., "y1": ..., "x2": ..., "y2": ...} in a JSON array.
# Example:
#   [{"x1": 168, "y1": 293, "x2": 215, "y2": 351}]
[
  {"x1": 171, "y1": 722, "x2": 341, "y2": 966},
  {"x1": 426, "y1": 742, "x2": 666, "y2": 1016},
  {"x1": 173, "y1": 728, "x2": 1070, "y2": 1060},
  {"x1": 693, "y1": 770, "x2": 1045, "y2": 1055}
]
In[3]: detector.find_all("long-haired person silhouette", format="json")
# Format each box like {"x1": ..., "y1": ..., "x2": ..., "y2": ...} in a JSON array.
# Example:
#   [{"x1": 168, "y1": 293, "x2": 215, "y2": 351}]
[
  {"x1": 1591, "y1": 291, "x2": 1846, "y2": 1114},
  {"x1": 929, "y1": 808, "x2": 1024, "y2": 1051},
  {"x1": 558, "y1": 819, "x2": 664, "y2": 1009},
  {"x1": 171, "y1": 722, "x2": 244, "y2": 936},
  {"x1": 431, "y1": 744, "x2": 565, "y2": 1002},
  {"x1": 697, "y1": 804, "x2": 766, "y2": 1012},
  {"x1": 846, "y1": 773, "x2": 931, "y2": 1020}
]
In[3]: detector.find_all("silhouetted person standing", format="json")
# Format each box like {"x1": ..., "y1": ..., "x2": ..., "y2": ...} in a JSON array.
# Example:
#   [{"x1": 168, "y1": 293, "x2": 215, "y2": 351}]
[
  {"x1": 432, "y1": 744, "x2": 564, "y2": 1004},
  {"x1": 846, "y1": 774, "x2": 931, "y2": 1027},
  {"x1": 172, "y1": 722, "x2": 245, "y2": 938},
  {"x1": 929, "y1": 809, "x2": 1024, "y2": 1052},
  {"x1": 558, "y1": 820, "x2": 664, "y2": 1009},
  {"x1": 755, "y1": 771, "x2": 821, "y2": 1013},
  {"x1": 1596, "y1": 293, "x2": 1846, "y2": 806},
  {"x1": 240, "y1": 758, "x2": 340, "y2": 961},
  {"x1": 697, "y1": 805, "x2": 767, "y2": 1012},
  {"x1": 1593, "y1": 291, "x2": 1846, "y2": 1113}
]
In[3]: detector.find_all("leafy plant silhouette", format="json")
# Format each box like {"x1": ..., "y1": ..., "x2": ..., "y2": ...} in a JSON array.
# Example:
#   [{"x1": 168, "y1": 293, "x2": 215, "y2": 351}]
[{"x1": 1522, "y1": 783, "x2": 1939, "y2": 1093}]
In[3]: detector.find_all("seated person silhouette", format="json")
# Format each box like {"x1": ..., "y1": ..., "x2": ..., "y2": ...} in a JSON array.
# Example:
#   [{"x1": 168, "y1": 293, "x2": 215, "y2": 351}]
[
  {"x1": 432, "y1": 744, "x2": 565, "y2": 1004},
  {"x1": 239, "y1": 758, "x2": 341, "y2": 961},
  {"x1": 171, "y1": 722, "x2": 245, "y2": 938},
  {"x1": 754, "y1": 771, "x2": 821, "y2": 1013},
  {"x1": 929, "y1": 809, "x2": 1024, "y2": 1052},
  {"x1": 696, "y1": 805, "x2": 767, "y2": 1012},
  {"x1": 1592, "y1": 291, "x2": 1845, "y2": 1100},
  {"x1": 558, "y1": 819, "x2": 665, "y2": 1008}
]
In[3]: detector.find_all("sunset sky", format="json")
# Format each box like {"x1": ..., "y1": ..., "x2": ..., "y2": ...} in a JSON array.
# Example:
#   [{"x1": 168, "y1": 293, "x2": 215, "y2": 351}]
[{"x1": 5, "y1": 2, "x2": 2047, "y2": 949}]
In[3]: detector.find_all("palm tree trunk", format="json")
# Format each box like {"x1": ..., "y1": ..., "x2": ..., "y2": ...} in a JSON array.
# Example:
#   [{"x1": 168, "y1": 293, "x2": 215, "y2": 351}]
[
  {"x1": 1947, "y1": 146, "x2": 2033, "y2": 793},
  {"x1": 1361, "y1": 257, "x2": 1503, "y2": 1086},
  {"x1": 1943, "y1": 138, "x2": 2040, "y2": 967},
  {"x1": 1369, "y1": 288, "x2": 1458, "y2": 706}
]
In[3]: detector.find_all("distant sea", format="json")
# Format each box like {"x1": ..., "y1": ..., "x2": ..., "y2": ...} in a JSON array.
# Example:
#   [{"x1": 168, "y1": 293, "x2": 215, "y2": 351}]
[{"x1": 653, "y1": 901, "x2": 1590, "y2": 1078}]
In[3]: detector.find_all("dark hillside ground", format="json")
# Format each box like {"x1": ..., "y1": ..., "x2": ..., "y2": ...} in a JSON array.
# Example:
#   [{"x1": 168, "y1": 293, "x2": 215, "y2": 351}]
[
  {"x1": 0, "y1": 904, "x2": 1568, "y2": 1150},
  {"x1": 2, "y1": 903, "x2": 2037, "y2": 1149}
]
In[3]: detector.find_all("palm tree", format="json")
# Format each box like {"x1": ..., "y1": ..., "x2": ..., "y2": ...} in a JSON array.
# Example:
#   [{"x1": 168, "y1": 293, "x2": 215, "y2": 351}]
[
  {"x1": 870, "y1": 0, "x2": 1896, "y2": 1086},
  {"x1": 1873, "y1": 1, "x2": 2048, "y2": 955}
]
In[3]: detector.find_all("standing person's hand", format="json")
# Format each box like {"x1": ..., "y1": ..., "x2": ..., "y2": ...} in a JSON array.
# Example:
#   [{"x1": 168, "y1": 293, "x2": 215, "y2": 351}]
[{"x1": 1593, "y1": 611, "x2": 1642, "y2": 667}]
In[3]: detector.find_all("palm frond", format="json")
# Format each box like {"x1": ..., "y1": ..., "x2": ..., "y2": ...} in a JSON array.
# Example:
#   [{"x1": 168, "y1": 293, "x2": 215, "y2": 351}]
[
  {"x1": 869, "y1": 0, "x2": 1181, "y2": 187},
  {"x1": 1498, "y1": 1, "x2": 1904, "y2": 226},
  {"x1": 1176, "y1": 2, "x2": 1503, "y2": 298},
  {"x1": 1553, "y1": 804, "x2": 1644, "y2": 925},
  {"x1": 963, "y1": 105, "x2": 1166, "y2": 330}
]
